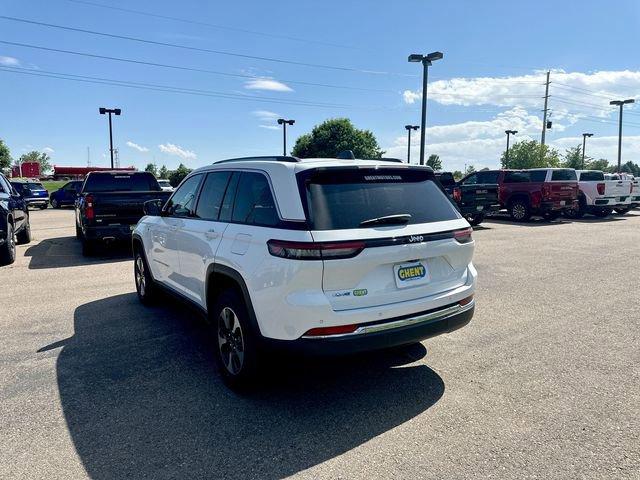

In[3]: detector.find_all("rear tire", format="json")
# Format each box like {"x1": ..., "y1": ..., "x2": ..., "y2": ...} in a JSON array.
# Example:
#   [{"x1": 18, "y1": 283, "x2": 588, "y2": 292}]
[
  {"x1": 51, "y1": 199, "x2": 59, "y2": 209},
  {"x1": 614, "y1": 207, "x2": 630, "y2": 215},
  {"x1": 543, "y1": 211, "x2": 560, "y2": 221},
  {"x1": 39, "y1": 204, "x2": 47, "y2": 210},
  {"x1": 509, "y1": 199, "x2": 531, "y2": 222},
  {"x1": 81, "y1": 237, "x2": 95, "y2": 256},
  {"x1": 593, "y1": 207, "x2": 613, "y2": 218},
  {"x1": 212, "y1": 289, "x2": 260, "y2": 390},
  {"x1": 466, "y1": 213, "x2": 484, "y2": 226},
  {"x1": 564, "y1": 196, "x2": 585, "y2": 219},
  {"x1": 0, "y1": 223, "x2": 16, "y2": 266},
  {"x1": 15, "y1": 219, "x2": 31, "y2": 245},
  {"x1": 134, "y1": 250, "x2": 157, "y2": 305},
  {"x1": 75, "y1": 223, "x2": 81, "y2": 239}
]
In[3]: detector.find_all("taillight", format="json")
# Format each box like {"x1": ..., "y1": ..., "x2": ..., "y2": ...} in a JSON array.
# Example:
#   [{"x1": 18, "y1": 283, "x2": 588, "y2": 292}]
[
  {"x1": 597, "y1": 183, "x2": 605, "y2": 195},
  {"x1": 84, "y1": 194, "x2": 94, "y2": 220},
  {"x1": 541, "y1": 184, "x2": 551, "y2": 199},
  {"x1": 453, "y1": 187, "x2": 462, "y2": 203},
  {"x1": 303, "y1": 324, "x2": 359, "y2": 337},
  {"x1": 459, "y1": 295, "x2": 474, "y2": 306},
  {"x1": 267, "y1": 239, "x2": 365, "y2": 260},
  {"x1": 453, "y1": 227, "x2": 473, "y2": 243}
]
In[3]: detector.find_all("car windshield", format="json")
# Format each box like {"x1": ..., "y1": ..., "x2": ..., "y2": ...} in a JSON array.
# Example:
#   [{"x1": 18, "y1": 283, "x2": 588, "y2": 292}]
[
  {"x1": 298, "y1": 167, "x2": 461, "y2": 230},
  {"x1": 83, "y1": 173, "x2": 160, "y2": 192},
  {"x1": 158, "y1": 180, "x2": 171, "y2": 187}
]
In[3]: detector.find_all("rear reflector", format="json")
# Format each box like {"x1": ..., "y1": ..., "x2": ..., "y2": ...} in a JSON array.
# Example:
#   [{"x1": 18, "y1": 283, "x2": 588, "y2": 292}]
[
  {"x1": 453, "y1": 227, "x2": 473, "y2": 244},
  {"x1": 267, "y1": 239, "x2": 364, "y2": 260},
  {"x1": 459, "y1": 295, "x2": 474, "y2": 306},
  {"x1": 303, "y1": 324, "x2": 359, "y2": 337}
]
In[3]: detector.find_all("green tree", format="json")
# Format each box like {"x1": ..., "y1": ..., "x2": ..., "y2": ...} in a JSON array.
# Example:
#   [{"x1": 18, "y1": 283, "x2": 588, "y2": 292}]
[
  {"x1": 500, "y1": 140, "x2": 560, "y2": 169},
  {"x1": 620, "y1": 161, "x2": 640, "y2": 176},
  {"x1": 0, "y1": 139, "x2": 12, "y2": 171},
  {"x1": 291, "y1": 118, "x2": 384, "y2": 159},
  {"x1": 587, "y1": 158, "x2": 610, "y2": 172},
  {"x1": 452, "y1": 170, "x2": 463, "y2": 181},
  {"x1": 19, "y1": 150, "x2": 52, "y2": 174},
  {"x1": 465, "y1": 165, "x2": 476, "y2": 175},
  {"x1": 145, "y1": 163, "x2": 158, "y2": 177},
  {"x1": 158, "y1": 165, "x2": 169, "y2": 179},
  {"x1": 168, "y1": 163, "x2": 192, "y2": 187},
  {"x1": 562, "y1": 145, "x2": 590, "y2": 169},
  {"x1": 426, "y1": 154, "x2": 442, "y2": 170}
]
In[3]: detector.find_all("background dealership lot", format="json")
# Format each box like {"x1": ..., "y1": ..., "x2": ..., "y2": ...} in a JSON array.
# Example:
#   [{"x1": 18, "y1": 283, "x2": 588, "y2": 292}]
[{"x1": 1, "y1": 209, "x2": 638, "y2": 479}]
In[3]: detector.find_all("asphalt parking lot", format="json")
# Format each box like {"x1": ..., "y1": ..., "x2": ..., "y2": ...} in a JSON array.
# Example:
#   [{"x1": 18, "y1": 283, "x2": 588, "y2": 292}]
[{"x1": 1, "y1": 208, "x2": 639, "y2": 479}]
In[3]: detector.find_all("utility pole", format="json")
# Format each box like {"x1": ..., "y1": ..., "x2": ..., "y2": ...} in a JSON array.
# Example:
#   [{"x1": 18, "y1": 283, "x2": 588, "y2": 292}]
[
  {"x1": 540, "y1": 71, "x2": 550, "y2": 161},
  {"x1": 610, "y1": 99, "x2": 635, "y2": 172}
]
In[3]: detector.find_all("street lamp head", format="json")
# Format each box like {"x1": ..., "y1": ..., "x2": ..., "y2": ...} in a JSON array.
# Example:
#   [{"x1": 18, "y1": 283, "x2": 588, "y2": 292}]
[
  {"x1": 426, "y1": 51, "x2": 444, "y2": 62},
  {"x1": 277, "y1": 118, "x2": 285, "y2": 125},
  {"x1": 287, "y1": 119, "x2": 295, "y2": 125},
  {"x1": 114, "y1": 108, "x2": 122, "y2": 115},
  {"x1": 583, "y1": 133, "x2": 594, "y2": 138},
  {"x1": 505, "y1": 130, "x2": 517, "y2": 135},
  {"x1": 624, "y1": 99, "x2": 635, "y2": 104},
  {"x1": 99, "y1": 107, "x2": 106, "y2": 114},
  {"x1": 408, "y1": 54, "x2": 423, "y2": 63},
  {"x1": 405, "y1": 125, "x2": 419, "y2": 131}
]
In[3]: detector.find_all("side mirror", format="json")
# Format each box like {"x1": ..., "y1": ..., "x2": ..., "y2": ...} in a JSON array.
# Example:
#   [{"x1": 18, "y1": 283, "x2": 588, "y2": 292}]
[{"x1": 143, "y1": 199, "x2": 164, "y2": 216}]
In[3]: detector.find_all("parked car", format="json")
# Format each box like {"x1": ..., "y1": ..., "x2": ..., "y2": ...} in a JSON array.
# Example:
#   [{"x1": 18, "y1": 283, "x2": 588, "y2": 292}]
[
  {"x1": 0, "y1": 173, "x2": 32, "y2": 265},
  {"x1": 75, "y1": 171, "x2": 171, "y2": 255},
  {"x1": 157, "y1": 179, "x2": 174, "y2": 192},
  {"x1": 603, "y1": 173, "x2": 634, "y2": 214},
  {"x1": 482, "y1": 168, "x2": 578, "y2": 221},
  {"x1": 133, "y1": 156, "x2": 476, "y2": 388},
  {"x1": 455, "y1": 170, "x2": 501, "y2": 225},
  {"x1": 10, "y1": 180, "x2": 49, "y2": 209},
  {"x1": 49, "y1": 180, "x2": 83, "y2": 208},
  {"x1": 564, "y1": 170, "x2": 630, "y2": 218}
]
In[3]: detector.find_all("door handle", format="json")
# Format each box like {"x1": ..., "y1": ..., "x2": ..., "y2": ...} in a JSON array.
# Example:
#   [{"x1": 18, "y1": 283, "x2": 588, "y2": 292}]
[
  {"x1": 170, "y1": 226, "x2": 178, "y2": 232},
  {"x1": 204, "y1": 229, "x2": 219, "y2": 240}
]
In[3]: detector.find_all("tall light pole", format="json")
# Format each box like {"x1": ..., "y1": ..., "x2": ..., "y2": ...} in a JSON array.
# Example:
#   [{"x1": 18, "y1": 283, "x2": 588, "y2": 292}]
[
  {"x1": 610, "y1": 99, "x2": 635, "y2": 172},
  {"x1": 408, "y1": 51, "x2": 443, "y2": 165},
  {"x1": 581, "y1": 133, "x2": 593, "y2": 169},
  {"x1": 505, "y1": 130, "x2": 517, "y2": 164},
  {"x1": 277, "y1": 118, "x2": 295, "y2": 156},
  {"x1": 99, "y1": 107, "x2": 121, "y2": 169},
  {"x1": 405, "y1": 125, "x2": 419, "y2": 163}
]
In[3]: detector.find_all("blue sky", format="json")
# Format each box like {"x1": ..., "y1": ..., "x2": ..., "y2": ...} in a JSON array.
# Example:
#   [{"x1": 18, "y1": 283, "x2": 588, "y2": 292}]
[{"x1": 1, "y1": 0, "x2": 640, "y2": 172}]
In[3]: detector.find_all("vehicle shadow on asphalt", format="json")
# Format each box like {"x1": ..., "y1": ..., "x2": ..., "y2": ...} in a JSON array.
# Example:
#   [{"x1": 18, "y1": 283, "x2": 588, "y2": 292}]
[
  {"x1": 24, "y1": 236, "x2": 131, "y2": 269},
  {"x1": 40, "y1": 293, "x2": 444, "y2": 480},
  {"x1": 484, "y1": 215, "x2": 568, "y2": 227}
]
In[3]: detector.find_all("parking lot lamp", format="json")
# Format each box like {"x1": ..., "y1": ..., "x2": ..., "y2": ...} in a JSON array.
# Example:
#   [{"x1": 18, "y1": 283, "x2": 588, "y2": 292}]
[
  {"x1": 99, "y1": 107, "x2": 122, "y2": 169},
  {"x1": 505, "y1": 130, "x2": 517, "y2": 164},
  {"x1": 581, "y1": 133, "x2": 593, "y2": 170},
  {"x1": 277, "y1": 118, "x2": 295, "y2": 156},
  {"x1": 405, "y1": 125, "x2": 419, "y2": 163},
  {"x1": 609, "y1": 99, "x2": 635, "y2": 172}
]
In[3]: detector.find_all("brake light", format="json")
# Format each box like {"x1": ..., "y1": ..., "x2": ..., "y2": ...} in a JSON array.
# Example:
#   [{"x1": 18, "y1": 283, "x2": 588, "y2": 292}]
[
  {"x1": 84, "y1": 194, "x2": 94, "y2": 220},
  {"x1": 267, "y1": 239, "x2": 365, "y2": 260},
  {"x1": 597, "y1": 183, "x2": 605, "y2": 195},
  {"x1": 541, "y1": 184, "x2": 551, "y2": 199},
  {"x1": 303, "y1": 324, "x2": 359, "y2": 337},
  {"x1": 453, "y1": 186, "x2": 462, "y2": 203},
  {"x1": 453, "y1": 227, "x2": 473, "y2": 243}
]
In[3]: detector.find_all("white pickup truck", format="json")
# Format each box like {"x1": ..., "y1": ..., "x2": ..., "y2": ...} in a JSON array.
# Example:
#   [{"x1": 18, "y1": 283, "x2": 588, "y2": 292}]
[
  {"x1": 565, "y1": 170, "x2": 632, "y2": 218},
  {"x1": 604, "y1": 173, "x2": 634, "y2": 214}
]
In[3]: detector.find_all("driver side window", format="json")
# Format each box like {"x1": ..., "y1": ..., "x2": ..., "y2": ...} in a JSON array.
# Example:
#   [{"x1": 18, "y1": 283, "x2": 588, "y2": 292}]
[{"x1": 165, "y1": 174, "x2": 203, "y2": 217}]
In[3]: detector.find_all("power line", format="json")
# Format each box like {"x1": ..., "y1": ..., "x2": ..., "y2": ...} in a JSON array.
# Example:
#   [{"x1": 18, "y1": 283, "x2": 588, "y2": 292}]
[
  {"x1": 0, "y1": 15, "x2": 414, "y2": 77},
  {"x1": 61, "y1": 0, "x2": 360, "y2": 51},
  {"x1": 0, "y1": 40, "x2": 397, "y2": 93}
]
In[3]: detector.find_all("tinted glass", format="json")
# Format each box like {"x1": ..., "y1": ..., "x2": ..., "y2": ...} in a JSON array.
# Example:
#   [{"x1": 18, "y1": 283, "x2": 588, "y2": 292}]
[
  {"x1": 579, "y1": 171, "x2": 604, "y2": 181},
  {"x1": 166, "y1": 174, "x2": 203, "y2": 217},
  {"x1": 462, "y1": 174, "x2": 478, "y2": 185},
  {"x1": 83, "y1": 173, "x2": 160, "y2": 192},
  {"x1": 300, "y1": 168, "x2": 461, "y2": 230},
  {"x1": 195, "y1": 172, "x2": 231, "y2": 220},
  {"x1": 529, "y1": 170, "x2": 547, "y2": 182},
  {"x1": 0, "y1": 175, "x2": 10, "y2": 194},
  {"x1": 503, "y1": 171, "x2": 530, "y2": 183},
  {"x1": 436, "y1": 172, "x2": 456, "y2": 186},
  {"x1": 551, "y1": 169, "x2": 577, "y2": 181},
  {"x1": 23, "y1": 183, "x2": 46, "y2": 191},
  {"x1": 232, "y1": 172, "x2": 279, "y2": 227},
  {"x1": 219, "y1": 172, "x2": 239, "y2": 222},
  {"x1": 477, "y1": 171, "x2": 499, "y2": 183}
]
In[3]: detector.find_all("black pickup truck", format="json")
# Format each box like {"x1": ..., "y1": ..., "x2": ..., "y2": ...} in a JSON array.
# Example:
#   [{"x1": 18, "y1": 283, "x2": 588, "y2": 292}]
[
  {"x1": 435, "y1": 171, "x2": 500, "y2": 226},
  {"x1": 75, "y1": 171, "x2": 171, "y2": 255}
]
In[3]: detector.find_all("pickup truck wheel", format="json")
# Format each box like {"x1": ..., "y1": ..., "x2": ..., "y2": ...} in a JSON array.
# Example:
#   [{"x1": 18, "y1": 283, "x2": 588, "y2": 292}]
[
  {"x1": 50, "y1": 199, "x2": 59, "y2": 209},
  {"x1": 543, "y1": 211, "x2": 560, "y2": 221},
  {"x1": 466, "y1": 213, "x2": 484, "y2": 226},
  {"x1": 0, "y1": 223, "x2": 16, "y2": 266},
  {"x1": 15, "y1": 220, "x2": 31, "y2": 245},
  {"x1": 75, "y1": 223, "x2": 81, "y2": 239},
  {"x1": 134, "y1": 251, "x2": 156, "y2": 305},
  {"x1": 509, "y1": 199, "x2": 531, "y2": 222},
  {"x1": 593, "y1": 207, "x2": 613, "y2": 218},
  {"x1": 614, "y1": 207, "x2": 630, "y2": 215},
  {"x1": 39, "y1": 204, "x2": 48, "y2": 210},
  {"x1": 212, "y1": 289, "x2": 260, "y2": 390},
  {"x1": 81, "y1": 237, "x2": 95, "y2": 256}
]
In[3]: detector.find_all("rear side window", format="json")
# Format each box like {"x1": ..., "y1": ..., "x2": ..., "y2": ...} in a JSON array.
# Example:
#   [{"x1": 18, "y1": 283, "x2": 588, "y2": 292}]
[
  {"x1": 84, "y1": 173, "x2": 160, "y2": 192},
  {"x1": 503, "y1": 171, "x2": 529, "y2": 183},
  {"x1": 195, "y1": 172, "x2": 231, "y2": 221},
  {"x1": 579, "y1": 171, "x2": 604, "y2": 181},
  {"x1": 436, "y1": 172, "x2": 456, "y2": 187},
  {"x1": 231, "y1": 172, "x2": 279, "y2": 227},
  {"x1": 529, "y1": 170, "x2": 547, "y2": 182},
  {"x1": 551, "y1": 169, "x2": 577, "y2": 181},
  {"x1": 477, "y1": 171, "x2": 499, "y2": 183},
  {"x1": 299, "y1": 168, "x2": 461, "y2": 230},
  {"x1": 166, "y1": 174, "x2": 203, "y2": 217}
]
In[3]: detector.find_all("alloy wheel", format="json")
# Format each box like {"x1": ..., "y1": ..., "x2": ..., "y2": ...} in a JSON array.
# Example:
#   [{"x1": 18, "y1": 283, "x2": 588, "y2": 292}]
[
  {"x1": 135, "y1": 256, "x2": 146, "y2": 296},
  {"x1": 218, "y1": 307, "x2": 245, "y2": 375},
  {"x1": 513, "y1": 203, "x2": 526, "y2": 220}
]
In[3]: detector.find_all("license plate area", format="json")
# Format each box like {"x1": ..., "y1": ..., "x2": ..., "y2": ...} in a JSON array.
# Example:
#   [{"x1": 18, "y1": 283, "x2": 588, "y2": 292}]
[{"x1": 394, "y1": 261, "x2": 430, "y2": 289}]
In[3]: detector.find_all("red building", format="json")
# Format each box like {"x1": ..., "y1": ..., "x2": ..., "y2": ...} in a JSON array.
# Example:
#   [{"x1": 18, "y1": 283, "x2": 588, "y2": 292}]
[{"x1": 11, "y1": 162, "x2": 41, "y2": 178}]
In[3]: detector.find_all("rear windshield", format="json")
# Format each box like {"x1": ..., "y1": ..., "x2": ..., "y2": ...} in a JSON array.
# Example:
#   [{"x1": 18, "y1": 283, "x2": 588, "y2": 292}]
[
  {"x1": 551, "y1": 169, "x2": 577, "y2": 181},
  {"x1": 158, "y1": 180, "x2": 171, "y2": 187},
  {"x1": 579, "y1": 171, "x2": 604, "y2": 181},
  {"x1": 298, "y1": 168, "x2": 461, "y2": 230},
  {"x1": 83, "y1": 173, "x2": 160, "y2": 192},
  {"x1": 436, "y1": 172, "x2": 456, "y2": 186}
]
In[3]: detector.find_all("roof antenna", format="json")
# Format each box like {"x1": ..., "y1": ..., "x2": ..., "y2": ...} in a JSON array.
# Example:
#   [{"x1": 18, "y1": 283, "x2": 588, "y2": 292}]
[{"x1": 337, "y1": 150, "x2": 355, "y2": 160}]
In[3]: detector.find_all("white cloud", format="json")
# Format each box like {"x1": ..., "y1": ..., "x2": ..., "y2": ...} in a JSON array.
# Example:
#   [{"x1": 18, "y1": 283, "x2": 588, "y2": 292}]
[
  {"x1": 252, "y1": 110, "x2": 282, "y2": 130},
  {"x1": 158, "y1": 143, "x2": 197, "y2": 160},
  {"x1": 0, "y1": 56, "x2": 20, "y2": 66},
  {"x1": 42, "y1": 147, "x2": 54, "y2": 154},
  {"x1": 550, "y1": 135, "x2": 640, "y2": 162},
  {"x1": 244, "y1": 78, "x2": 293, "y2": 92},
  {"x1": 126, "y1": 141, "x2": 149, "y2": 153},
  {"x1": 259, "y1": 125, "x2": 280, "y2": 130}
]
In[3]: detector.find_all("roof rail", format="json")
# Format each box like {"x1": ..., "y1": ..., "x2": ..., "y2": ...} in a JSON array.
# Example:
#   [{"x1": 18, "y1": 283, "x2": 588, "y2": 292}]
[
  {"x1": 379, "y1": 157, "x2": 405, "y2": 163},
  {"x1": 214, "y1": 155, "x2": 300, "y2": 164}
]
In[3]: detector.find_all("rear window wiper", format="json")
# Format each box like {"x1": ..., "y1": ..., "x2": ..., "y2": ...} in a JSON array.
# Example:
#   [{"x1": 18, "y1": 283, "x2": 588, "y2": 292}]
[{"x1": 359, "y1": 213, "x2": 412, "y2": 227}]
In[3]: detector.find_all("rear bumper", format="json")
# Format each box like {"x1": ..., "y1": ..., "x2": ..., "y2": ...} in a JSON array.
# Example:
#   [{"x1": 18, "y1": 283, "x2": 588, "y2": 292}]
[
  {"x1": 25, "y1": 198, "x2": 48, "y2": 206},
  {"x1": 538, "y1": 200, "x2": 577, "y2": 212},
  {"x1": 83, "y1": 224, "x2": 135, "y2": 242},
  {"x1": 262, "y1": 301, "x2": 474, "y2": 356},
  {"x1": 459, "y1": 204, "x2": 500, "y2": 216}
]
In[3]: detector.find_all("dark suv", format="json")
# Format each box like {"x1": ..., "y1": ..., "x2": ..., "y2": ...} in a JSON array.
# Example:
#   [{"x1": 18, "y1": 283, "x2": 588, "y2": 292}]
[
  {"x1": 10, "y1": 181, "x2": 49, "y2": 209},
  {"x1": 435, "y1": 171, "x2": 500, "y2": 226},
  {"x1": 0, "y1": 173, "x2": 32, "y2": 265}
]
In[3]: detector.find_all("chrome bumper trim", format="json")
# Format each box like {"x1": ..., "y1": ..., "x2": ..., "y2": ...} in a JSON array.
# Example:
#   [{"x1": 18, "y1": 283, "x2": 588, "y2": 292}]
[{"x1": 302, "y1": 300, "x2": 475, "y2": 339}]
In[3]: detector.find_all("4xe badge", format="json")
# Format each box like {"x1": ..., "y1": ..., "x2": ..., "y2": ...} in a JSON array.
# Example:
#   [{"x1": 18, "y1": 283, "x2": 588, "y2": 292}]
[{"x1": 397, "y1": 264, "x2": 426, "y2": 282}]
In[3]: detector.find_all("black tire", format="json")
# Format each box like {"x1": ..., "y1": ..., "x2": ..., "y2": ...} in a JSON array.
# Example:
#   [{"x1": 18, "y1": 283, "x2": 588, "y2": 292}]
[
  {"x1": 0, "y1": 222, "x2": 16, "y2": 266},
  {"x1": 15, "y1": 219, "x2": 31, "y2": 245},
  {"x1": 593, "y1": 207, "x2": 613, "y2": 218},
  {"x1": 564, "y1": 196, "x2": 585, "y2": 219},
  {"x1": 134, "y1": 250, "x2": 157, "y2": 305},
  {"x1": 466, "y1": 213, "x2": 484, "y2": 226},
  {"x1": 509, "y1": 199, "x2": 531, "y2": 222},
  {"x1": 50, "y1": 198, "x2": 59, "y2": 209},
  {"x1": 211, "y1": 289, "x2": 260, "y2": 390},
  {"x1": 614, "y1": 207, "x2": 630, "y2": 215},
  {"x1": 39, "y1": 204, "x2": 47, "y2": 210},
  {"x1": 75, "y1": 223, "x2": 82, "y2": 239},
  {"x1": 81, "y1": 237, "x2": 96, "y2": 256},
  {"x1": 543, "y1": 211, "x2": 560, "y2": 221}
]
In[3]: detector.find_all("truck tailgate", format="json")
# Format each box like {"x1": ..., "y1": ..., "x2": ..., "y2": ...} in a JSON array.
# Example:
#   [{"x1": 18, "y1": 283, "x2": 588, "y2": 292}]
[{"x1": 91, "y1": 191, "x2": 169, "y2": 225}]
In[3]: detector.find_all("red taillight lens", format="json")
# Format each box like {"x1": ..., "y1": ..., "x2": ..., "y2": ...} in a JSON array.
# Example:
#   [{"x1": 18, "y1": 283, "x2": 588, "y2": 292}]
[
  {"x1": 267, "y1": 239, "x2": 365, "y2": 260},
  {"x1": 84, "y1": 194, "x2": 94, "y2": 220},
  {"x1": 453, "y1": 227, "x2": 473, "y2": 243},
  {"x1": 453, "y1": 187, "x2": 462, "y2": 203},
  {"x1": 597, "y1": 183, "x2": 605, "y2": 195},
  {"x1": 303, "y1": 324, "x2": 359, "y2": 337}
]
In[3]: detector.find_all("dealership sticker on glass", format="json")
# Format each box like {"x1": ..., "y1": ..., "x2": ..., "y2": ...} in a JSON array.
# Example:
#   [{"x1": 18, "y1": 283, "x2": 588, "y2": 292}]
[{"x1": 394, "y1": 262, "x2": 430, "y2": 288}]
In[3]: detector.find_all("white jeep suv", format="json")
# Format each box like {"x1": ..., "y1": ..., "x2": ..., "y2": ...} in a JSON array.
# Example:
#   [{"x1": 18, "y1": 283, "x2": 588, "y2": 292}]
[{"x1": 132, "y1": 156, "x2": 476, "y2": 387}]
